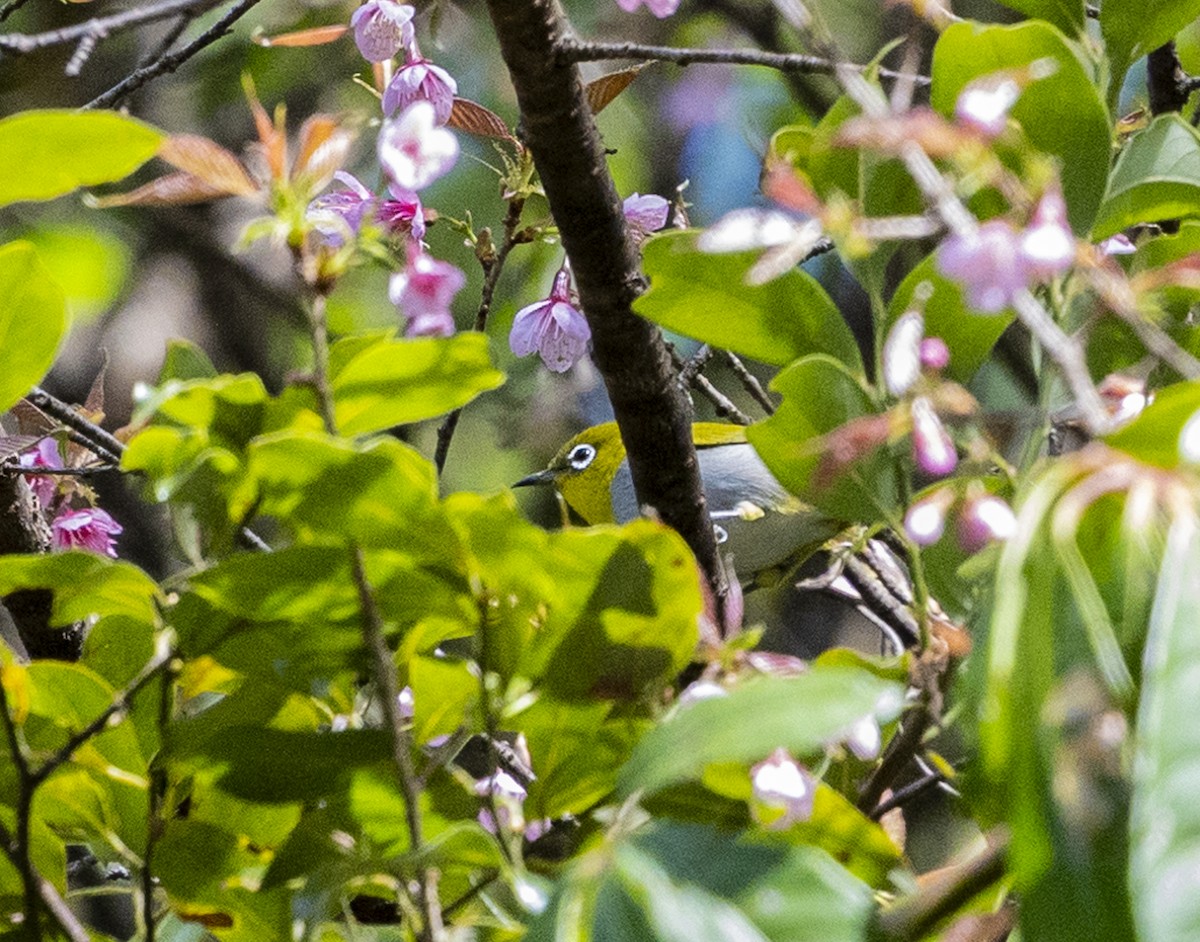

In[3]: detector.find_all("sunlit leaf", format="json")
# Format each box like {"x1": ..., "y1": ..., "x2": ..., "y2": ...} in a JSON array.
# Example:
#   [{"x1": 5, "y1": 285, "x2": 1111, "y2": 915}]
[
  {"x1": 0, "y1": 242, "x2": 67, "y2": 413},
  {"x1": 586, "y1": 66, "x2": 646, "y2": 115},
  {"x1": 447, "y1": 98, "x2": 514, "y2": 140}
]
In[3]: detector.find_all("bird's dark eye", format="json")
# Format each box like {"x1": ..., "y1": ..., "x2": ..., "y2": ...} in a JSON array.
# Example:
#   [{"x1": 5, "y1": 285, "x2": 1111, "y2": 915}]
[{"x1": 567, "y1": 444, "x2": 596, "y2": 470}]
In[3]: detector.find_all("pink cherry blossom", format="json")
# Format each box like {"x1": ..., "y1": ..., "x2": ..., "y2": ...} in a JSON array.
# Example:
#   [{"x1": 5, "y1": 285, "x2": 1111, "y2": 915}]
[
  {"x1": 616, "y1": 0, "x2": 680, "y2": 16},
  {"x1": 378, "y1": 101, "x2": 459, "y2": 191},
  {"x1": 882, "y1": 310, "x2": 924, "y2": 397},
  {"x1": 936, "y1": 220, "x2": 1027, "y2": 313},
  {"x1": 51, "y1": 507, "x2": 122, "y2": 558},
  {"x1": 622, "y1": 192, "x2": 670, "y2": 242},
  {"x1": 383, "y1": 55, "x2": 457, "y2": 124},
  {"x1": 750, "y1": 748, "x2": 816, "y2": 829},
  {"x1": 904, "y1": 488, "x2": 956, "y2": 546},
  {"x1": 19, "y1": 437, "x2": 63, "y2": 507},
  {"x1": 307, "y1": 171, "x2": 376, "y2": 246},
  {"x1": 377, "y1": 182, "x2": 426, "y2": 240},
  {"x1": 509, "y1": 266, "x2": 591, "y2": 373},
  {"x1": 389, "y1": 248, "x2": 464, "y2": 337},
  {"x1": 350, "y1": 0, "x2": 414, "y2": 62}
]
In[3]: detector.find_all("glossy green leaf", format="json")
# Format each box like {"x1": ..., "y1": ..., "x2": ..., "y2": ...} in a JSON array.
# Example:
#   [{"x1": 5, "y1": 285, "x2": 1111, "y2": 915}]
[
  {"x1": 0, "y1": 111, "x2": 162, "y2": 206},
  {"x1": 530, "y1": 822, "x2": 874, "y2": 942},
  {"x1": 0, "y1": 242, "x2": 68, "y2": 414},
  {"x1": 1129, "y1": 513, "x2": 1200, "y2": 942},
  {"x1": 1100, "y1": 0, "x2": 1200, "y2": 109},
  {"x1": 1092, "y1": 115, "x2": 1200, "y2": 240},
  {"x1": 634, "y1": 230, "x2": 862, "y2": 373},
  {"x1": 158, "y1": 339, "x2": 219, "y2": 384},
  {"x1": 992, "y1": 0, "x2": 1085, "y2": 34},
  {"x1": 1106, "y1": 377, "x2": 1200, "y2": 468},
  {"x1": 20, "y1": 224, "x2": 131, "y2": 322},
  {"x1": 888, "y1": 254, "x2": 1015, "y2": 383},
  {"x1": 618, "y1": 666, "x2": 904, "y2": 796},
  {"x1": 0, "y1": 553, "x2": 160, "y2": 627},
  {"x1": 330, "y1": 332, "x2": 504, "y2": 435},
  {"x1": 187, "y1": 546, "x2": 358, "y2": 623},
  {"x1": 931, "y1": 21, "x2": 1111, "y2": 234},
  {"x1": 746, "y1": 355, "x2": 896, "y2": 522}
]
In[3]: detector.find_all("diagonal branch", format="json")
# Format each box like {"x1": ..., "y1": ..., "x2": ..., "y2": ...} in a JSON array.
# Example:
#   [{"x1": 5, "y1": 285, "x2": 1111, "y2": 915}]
[
  {"x1": 0, "y1": 0, "x2": 222, "y2": 54},
  {"x1": 482, "y1": 0, "x2": 724, "y2": 612}
]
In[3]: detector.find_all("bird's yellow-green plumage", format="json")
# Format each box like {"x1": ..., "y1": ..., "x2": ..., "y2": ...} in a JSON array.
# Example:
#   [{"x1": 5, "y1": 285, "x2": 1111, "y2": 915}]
[{"x1": 518, "y1": 422, "x2": 836, "y2": 580}]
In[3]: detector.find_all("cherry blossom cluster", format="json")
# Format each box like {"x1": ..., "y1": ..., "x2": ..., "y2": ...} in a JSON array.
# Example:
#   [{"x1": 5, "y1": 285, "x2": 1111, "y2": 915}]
[
  {"x1": 307, "y1": 0, "x2": 463, "y2": 337},
  {"x1": 508, "y1": 192, "x2": 670, "y2": 373},
  {"x1": 19, "y1": 438, "x2": 122, "y2": 558}
]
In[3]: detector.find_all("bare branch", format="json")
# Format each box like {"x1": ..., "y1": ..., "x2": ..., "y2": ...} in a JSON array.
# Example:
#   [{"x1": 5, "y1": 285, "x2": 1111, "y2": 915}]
[
  {"x1": 86, "y1": 0, "x2": 264, "y2": 109},
  {"x1": 556, "y1": 37, "x2": 930, "y2": 86},
  {"x1": 0, "y1": 0, "x2": 222, "y2": 54}
]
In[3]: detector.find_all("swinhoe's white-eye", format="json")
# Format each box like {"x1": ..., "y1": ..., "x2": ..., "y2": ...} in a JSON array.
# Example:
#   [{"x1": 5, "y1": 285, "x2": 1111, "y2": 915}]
[{"x1": 513, "y1": 422, "x2": 839, "y2": 584}]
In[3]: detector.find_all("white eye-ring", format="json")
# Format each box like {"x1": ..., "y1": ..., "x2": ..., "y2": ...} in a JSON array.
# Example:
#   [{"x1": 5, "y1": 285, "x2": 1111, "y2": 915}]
[{"x1": 567, "y1": 444, "x2": 597, "y2": 470}]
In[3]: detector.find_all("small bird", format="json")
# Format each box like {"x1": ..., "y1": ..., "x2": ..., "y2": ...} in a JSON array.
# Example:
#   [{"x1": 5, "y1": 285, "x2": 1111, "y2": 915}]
[{"x1": 513, "y1": 422, "x2": 838, "y2": 583}]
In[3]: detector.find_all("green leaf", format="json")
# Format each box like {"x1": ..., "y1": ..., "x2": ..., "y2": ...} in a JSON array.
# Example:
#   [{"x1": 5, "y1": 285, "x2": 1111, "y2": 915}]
[
  {"x1": 329, "y1": 332, "x2": 504, "y2": 435},
  {"x1": 931, "y1": 21, "x2": 1111, "y2": 234},
  {"x1": 20, "y1": 224, "x2": 131, "y2": 323},
  {"x1": 1106, "y1": 377, "x2": 1200, "y2": 468},
  {"x1": 1129, "y1": 513, "x2": 1200, "y2": 942},
  {"x1": 634, "y1": 230, "x2": 862, "y2": 373},
  {"x1": 746, "y1": 355, "x2": 897, "y2": 522},
  {"x1": 158, "y1": 339, "x2": 219, "y2": 384},
  {"x1": 0, "y1": 111, "x2": 162, "y2": 207},
  {"x1": 0, "y1": 553, "x2": 160, "y2": 627},
  {"x1": 887, "y1": 255, "x2": 1015, "y2": 383},
  {"x1": 0, "y1": 242, "x2": 68, "y2": 414},
  {"x1": 618, "y1": 666, "x2": 904, "y2": 796},
  {"x1": 1100, "y1": 0, "x2": 1200, "y2": 109},
  {"x1": 992, "y1": 0, "x2": 1085, "y2": 34},
  {"x1": 530, "y1": 822, "x2": 874, "y2": 942},
  {"x1": 1092, "y1": 115, "x2": 1200, "y2": 240}
]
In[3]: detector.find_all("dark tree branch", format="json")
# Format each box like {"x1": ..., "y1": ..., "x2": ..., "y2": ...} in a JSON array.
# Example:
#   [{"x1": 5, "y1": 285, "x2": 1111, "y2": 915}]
[
  {"x1": 1147, "y1": 42, "x2": 1191, "y2": 115},
  {"x1": 85, "y1": 0, "x2": 264, "y2": 109},
  {"x1": 483, "y1": 0, "x2": 725, "y2": 613},
  {"x1": 0, "y1": 0, "x2": 222, "y2": 54},
  {"x1": 0, "y1": 0, "x2": 33, "y2": 24},
  {"x1": 556, "y1": 37, "x2": 930, "y2": 86}
]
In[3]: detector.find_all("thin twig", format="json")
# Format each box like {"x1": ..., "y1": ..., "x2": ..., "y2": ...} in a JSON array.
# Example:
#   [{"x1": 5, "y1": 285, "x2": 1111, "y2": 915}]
[
  {"x1": 0, "y1": 674, "x2": 38, "y2": 937},
  {"x1": 857, "y1": 694, "x2": 933, "y2": 813},
  {"x1": 870, "y1": 767, "x2": 943, "y2": 819},
  {"x1": 722, "y1": 351, "x2": 775, "y2": 415},
  {"x1": 0, "y1": 0, "x2": 221, "y2": 54},
  {"x1": 556, "y1": 37, "x2": 930, "y2": 86},
  {"x1": 872, "y1": 831, "x2": 1009, "y2": 941},
  {"x1": 434, "y1": 197, "x2": 526, "y2": 476},
  {"x1": 29, "y1": 649, "x2": 174, "y2": 788},
  {"x1": 138, "y1": 12, "x2": 197, "y2": 69},
  {"x1": 677, "y1": 344, "x2": 713, "y2": 387},
  {"x1": 669, "y1": 346, "x2": 753, "y2": 425},
  {"x1": 85, "y1": 0, "x2": 264, "y2": 110},
  {"x1": 0, "y1": 820, "x2": 90, "y2": 942}
]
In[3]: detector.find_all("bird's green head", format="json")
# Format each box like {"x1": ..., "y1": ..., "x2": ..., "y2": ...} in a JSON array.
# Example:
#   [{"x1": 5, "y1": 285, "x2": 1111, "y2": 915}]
[{"x1": 513, "y1": 422, "x2": 626, "y2": 525}]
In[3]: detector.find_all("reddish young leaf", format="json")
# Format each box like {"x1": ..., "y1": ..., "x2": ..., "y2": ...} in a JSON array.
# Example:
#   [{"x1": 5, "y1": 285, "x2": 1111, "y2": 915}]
[
  {"x1": 158, "y1": 135, "x2": 258, "y2": 196},
  {"x1": 293, "y1": 115, "x2": 354, "y2": 186},
  {"x1": 88, "y1": 172, "x2": 236, "y2": 207},
  {"x1": 447, "y1": 98, "x2": 514, "y2": 140},
  {"x1": 253, "y1": 24, "x2": 349, "y2": 47},
  {"x1": 585, "y1": 65, "x2": 646, "y2": 116}
]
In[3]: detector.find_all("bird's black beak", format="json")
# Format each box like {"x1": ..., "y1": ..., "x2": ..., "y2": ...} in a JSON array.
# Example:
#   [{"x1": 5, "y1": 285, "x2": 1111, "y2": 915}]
[{"x1": 512, "y1": 469, "x2": 556, "y2": 488}]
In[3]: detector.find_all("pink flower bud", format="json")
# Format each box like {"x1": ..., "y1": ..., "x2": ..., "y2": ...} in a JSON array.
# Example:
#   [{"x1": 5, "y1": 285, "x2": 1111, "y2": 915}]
[
  {"x1": 751, "y1": 748, "x2": 816, "y2": 829},
  {"x1": 843, "y1": 715, "x2": 882, "y2": 761},
  {"x1": 956, "y1": 494, "x2": 1017, "y2": 553},
  {"x1": 19, "y1": 437, "x2": 63, "y2": 508},
  {"x1": 954, "y1": 73, "x2": 1021, "y2": 137},
  {"x1": 911, "y1": 397, "x2": 957, "y2": 477},
  {"x1": 350, "y1": 0, "x2": 414, "y2": 62},
  {"x1": 1021, "y1": 187, "x2": 1074, "y2": 280},
  {"x1": 904, "y1": 488, "x2": 955, "y2": 546},
  {"x1": 623, "y1": 192, "x2": 670, "y2": 241},
  {"x1": 919, "y1": 337, "x2": 950, "y2": 372},
  {"x1": 883, "y1": 310, "x2": 924, "y2": 397},
  {"x1": 936, "y1": 220, "x2": 1026, "y2": 314},
  {"x1": 1098, "y1": 233, "x2": 1136, "y2": 256}
]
